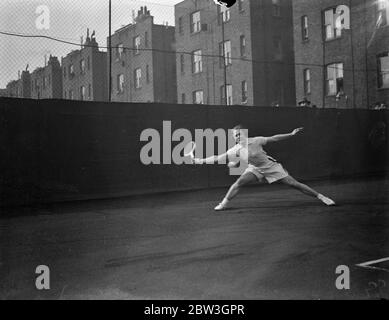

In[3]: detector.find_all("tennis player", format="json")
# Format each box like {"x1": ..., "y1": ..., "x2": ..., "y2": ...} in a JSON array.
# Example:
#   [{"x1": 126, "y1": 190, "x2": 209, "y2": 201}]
[{"x1": 192, "y1": 125, "x2": 336, "y2": 211}]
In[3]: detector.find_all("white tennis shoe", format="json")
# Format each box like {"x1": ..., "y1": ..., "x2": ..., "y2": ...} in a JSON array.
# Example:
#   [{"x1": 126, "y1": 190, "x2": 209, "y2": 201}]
[
  {"x1": 318, "y1": 194, "x2": 336, "y2": 206},
  {"x1": 214, "y1": 200, "x2": 229, "y2": 211}
]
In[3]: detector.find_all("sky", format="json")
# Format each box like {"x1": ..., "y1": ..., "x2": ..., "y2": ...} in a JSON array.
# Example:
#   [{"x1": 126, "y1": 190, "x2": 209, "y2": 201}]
[{"x1": 0, "y1": 0, "x2": 184, "y2": 88}]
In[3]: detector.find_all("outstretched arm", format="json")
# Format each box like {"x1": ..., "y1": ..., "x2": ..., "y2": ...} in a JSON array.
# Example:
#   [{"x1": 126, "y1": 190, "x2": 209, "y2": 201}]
[
  {"x1": 192, "y1": 152, "x2": 229, "y2": 165},
  {"x1": 266, "y1": 127, "x2": 304, "y2": 143}
]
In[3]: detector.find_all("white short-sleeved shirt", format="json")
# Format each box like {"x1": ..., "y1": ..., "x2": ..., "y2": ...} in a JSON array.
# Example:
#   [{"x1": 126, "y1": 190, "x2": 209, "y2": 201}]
[{"x1": 227, "y1": 137, "x2": 277, "y2": 169}]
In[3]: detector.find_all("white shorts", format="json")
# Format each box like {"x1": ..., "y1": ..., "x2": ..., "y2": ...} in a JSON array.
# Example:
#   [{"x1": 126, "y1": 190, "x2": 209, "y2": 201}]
[{"x1": 244, "y1": 163, "x2": 289, "y2": 184}]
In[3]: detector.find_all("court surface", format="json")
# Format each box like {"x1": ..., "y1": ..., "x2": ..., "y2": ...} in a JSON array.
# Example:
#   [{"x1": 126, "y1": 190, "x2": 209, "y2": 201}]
[{"x1": 1, "y1": 177, "x2": 388, "y2": 300}]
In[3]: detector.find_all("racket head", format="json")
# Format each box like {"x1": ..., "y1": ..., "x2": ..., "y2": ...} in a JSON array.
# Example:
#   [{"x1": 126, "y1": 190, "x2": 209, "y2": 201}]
[{"x1": 183, "y1": 141, "x2": 196, "y2": 157}]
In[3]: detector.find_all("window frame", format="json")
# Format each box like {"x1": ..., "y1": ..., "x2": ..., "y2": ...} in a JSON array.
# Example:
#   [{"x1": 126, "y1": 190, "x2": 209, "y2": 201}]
[
  {"x1": 146, "y1": 64, "x2": 150, "y2": 84},
  {"x1": 377, "y1": 52, "x2": 389, "y2": 89},
  {"x1": 80, "y1": 59, "x2": 86, "y2": 75},
  {"x1": 69, "y1": 64, "x2": 75, "y2": 78},
  {"x1": 220, "y1": 40, "x2": 232, "y2": 67},
  {"x1": 190, "y1": 11, "x2": 201, "y2": 34},
  {"x1": 192, "y1": 50, "x2": 203, "y2": 74},
  {"x1": 133, "y1": 36, "x2": 141, "y2": 55},
  {"x1": 219, "y1": 5, "x2": 231, "y2": 23},
  {"x1": 134, "y1": 68, "x2": 142, "y2": 89},
  {"x1": 145, "y1": 32, "x2": 149, "y2": 48},
  {"x1": 178, "y1": 16, "x2": 184, "y2": 35},
  {"x1": 324, "y1": 8, "x2": 342, "y2": 41},
  {"x1": 301, "y1": 15, "x2": 309, "y2": 41},
  {"x1": 117, "y1": 74, "x2": 124, "y2": 94},
  {"x1": 180, "y1": 54, "x2": 185, "y2": 74},
  {"x1": 80, "y1": 85, "x2": 86, "y2": 100},
  {"x1": 241, "y1": 80, "x2": 248, "y2": 104},
  {"x1": 192, "y1": 90, "x2": 204, "y2": 104},
  {"x1": 116, "y1": 43, "x2": 124, "y2": 60},
  {"x1": 326, "y1": 62, "x2": 344, "y2": 96},
  {"x1": 303, "y1": 68, "x2": 311, "y2": 95},
  {"x1": 240, "y1": 35, "x2": 246, "y2": 57},
  {"x1": 221, "y1": 84, "x2": 233, "y2": 106}
]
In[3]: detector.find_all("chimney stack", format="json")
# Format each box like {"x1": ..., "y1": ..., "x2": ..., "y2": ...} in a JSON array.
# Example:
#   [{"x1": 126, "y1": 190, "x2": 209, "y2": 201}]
[{"x1": 135, "y1": 6, "x2": 151, "y2": 23}]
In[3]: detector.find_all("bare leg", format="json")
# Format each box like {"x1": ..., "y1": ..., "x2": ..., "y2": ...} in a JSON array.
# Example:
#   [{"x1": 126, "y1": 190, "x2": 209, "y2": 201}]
[
  {"x1": 225, "y1": 172, "x2": 263, "y2": 201},
  {"x1": 215, "y1": 172, "x2": 263, "y2": 211},
  {"x1": 280, "y1": 175, "x2": 319, "y2": 198}
]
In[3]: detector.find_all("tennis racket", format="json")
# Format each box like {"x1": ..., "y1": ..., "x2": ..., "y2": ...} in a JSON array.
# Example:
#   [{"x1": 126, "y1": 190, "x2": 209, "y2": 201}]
[{"x1": 183, "y1": 141, "x2": 196, "y2": 159}]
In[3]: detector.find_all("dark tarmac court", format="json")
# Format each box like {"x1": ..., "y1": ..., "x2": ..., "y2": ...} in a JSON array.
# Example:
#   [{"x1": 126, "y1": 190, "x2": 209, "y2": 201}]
[{"x1": 1, "y1": 177, "x2": 388, "y2": 300}]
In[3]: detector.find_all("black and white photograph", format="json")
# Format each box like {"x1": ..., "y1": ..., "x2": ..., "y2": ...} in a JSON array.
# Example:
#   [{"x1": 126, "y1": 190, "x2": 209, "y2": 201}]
[{"x1": 0, "y1": 0, "x2": 388, "y2": 304}]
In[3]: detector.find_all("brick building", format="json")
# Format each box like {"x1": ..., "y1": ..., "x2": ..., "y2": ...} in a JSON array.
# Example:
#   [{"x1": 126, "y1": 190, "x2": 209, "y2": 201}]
[
  {"x1": 0, "y1": 88, "x2": 7, "y2": 97},
  {"x1": 5, "y1": 70, "x2": 31, "y2": 98},
  {"x1": 175, "y1": 0, "x2": 296, "y2": 106},
  {"x1": 108, "y1": 6, "x2": 177, "y2": 103},
  {"x1": 293, "y1": 0, "x2": 389, "y2": 109},
  {"x1": 62, "y1": 31, "x2": 108, "y2": 102},
  {"x1": 31, "y1": 55, "x2": 63, "y2": 99}
]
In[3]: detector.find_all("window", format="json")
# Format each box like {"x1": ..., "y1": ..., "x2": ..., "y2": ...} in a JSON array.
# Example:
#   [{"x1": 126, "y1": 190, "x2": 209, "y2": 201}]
[
  {"x1": 190, "y1": 11, "x2": 201, "y2": 33},
  {"x1": 238, "y1": 0, "x2": 244, "y2": 12},
  {"x1": 193, "y1": 90, "x2": 204, "y2": 104},
  {"x1": 116, "y1": 43, "x2": 124, "y2": 60},
  {"x1": 182, "y1": 93, "x2": 186, "y2": 104},
  {"x1": 69, "y1": 90, "x2": 73, "y2": 100},
  {"x1": 220, "y1": 41, "x2": 232, "y2": 66},
  {"x1": 80, "y1": 86, "x2": 86, "y2": 100},
  {"x1": 219, "y1": 6, "x2": 231, "y2": 23},
  {"x1": 324, "y1": 8, "x2": 342, "y2": 40},
  {"x1": 178, "y1": 17, "x2": 184, "y2": 35},
  {"x1": 63, "y1": 67, "x2": 67, "y2": 79},
  {"x1": 326, "y1": 63, "x2": 344, "y2": 96},
  {"x1": 134, "y1": 68, "x2": 142, "y2": 88},
  {"x1": 272, "y1": 0, "x2": 281, "y2": 17},
  {"x1": 273, "y1": 37, "x2": 283, "y2": 61},
  {"x1": 180, "y1": 54, "x2": 185, "y2": 73},
  {"x1": 378, "y1": 53, "x2": 389, "y2": 89},
  {"x1": 64, "y1": 91, "x2": 67, "y2": 99},
  {"x1": 378, "y1": 0, "x2": 388, "y2": 27},
  {"x1": 240, "y1": 35, "x2": 246, "y2": 57},
  {"x1": 221, "y1": 84, "x2": 233, "y2": 105},
  {"x1": 134, "y1": 36, "x2": 141, "y2": 55},
  {"x1": 117, "y1": 74, "x2": 124, "y2": 93},
  {"x1": 192, "y1": 50, "x2": 202, "y2": 73},
  {"x1": 43, "y1": 77, "x2": 46, "y2": 89},
  {"x1": 241, "y1": 81, "x2": 248, "y2": 104},
  {"x1": 80, "y1": 59, "x2": 86, "y2": 74},
  {"x1": 303, "y1": 69, "x2": 311, "y2": 95},
  {"x1": 146, "y1": 65, "x2": 150, "y2": 83},
  {"x1": 302, "y1": 15, "x2": 309, "y2": 40},
  {"x1": 69, "y1": 64, "x2": 74, "y2": 77},
  {"x1": 145, "y1": 32, "x2": 149, "y2": 48},
  {"x1": 88, "y1": 84, "x2": 92, "y2": 99},
  {"x1": 87, "y1": 56, "x2": 90, "y2": 70}
]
